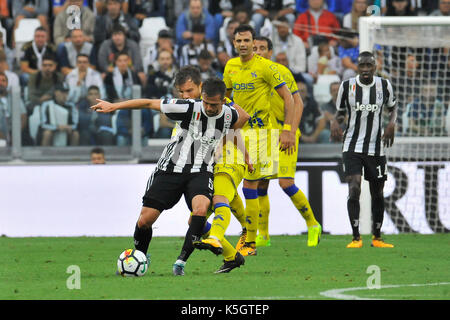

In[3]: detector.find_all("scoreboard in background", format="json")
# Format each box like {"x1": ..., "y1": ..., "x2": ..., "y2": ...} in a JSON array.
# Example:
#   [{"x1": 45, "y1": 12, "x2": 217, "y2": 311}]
[{"x1": 0, "y1": 162, "x2": 448, "y2": 237}]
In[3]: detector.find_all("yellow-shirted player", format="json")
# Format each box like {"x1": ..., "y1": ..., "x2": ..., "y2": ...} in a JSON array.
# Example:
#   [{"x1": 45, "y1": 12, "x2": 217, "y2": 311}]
[
  {"x1": 252, "y1": 36, "x2": 322, "y2": 248},
  {"x1": 171, "y1": 66, "x2": 252, "y2": 275},
  {"x1": 223, "y1": 24, "x2": 296, "y2": 256}
]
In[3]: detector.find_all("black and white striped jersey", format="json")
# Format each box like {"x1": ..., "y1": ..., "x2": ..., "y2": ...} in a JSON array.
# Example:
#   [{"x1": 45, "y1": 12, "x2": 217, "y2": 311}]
[
  {"x1": 336, "y1": 75, "x2": 396, "y2": 156},
  {"x1": 157, "y1": 99, "x2": 239, "y2": 173}
]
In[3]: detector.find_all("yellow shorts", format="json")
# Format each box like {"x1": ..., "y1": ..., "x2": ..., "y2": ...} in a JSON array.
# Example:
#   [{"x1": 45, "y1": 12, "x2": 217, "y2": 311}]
[
  {"x1": 265, "y1": 127, "x2": 301, "y2": 180},
  {"x1": 242, "y1": 128, "x2": 279, "y2": 181},
  {"x1": 214, "y1": 163, "x2": 245, "y2": 194}
]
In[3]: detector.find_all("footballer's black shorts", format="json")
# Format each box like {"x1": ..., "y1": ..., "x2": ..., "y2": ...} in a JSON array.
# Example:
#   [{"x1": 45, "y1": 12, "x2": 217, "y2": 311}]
[
  {"x1": 142, "y1": 169, "x2": 214, "y2": 212},
  {"x1": 342, "y1": 152, "x2": 387, "y2": 182}
]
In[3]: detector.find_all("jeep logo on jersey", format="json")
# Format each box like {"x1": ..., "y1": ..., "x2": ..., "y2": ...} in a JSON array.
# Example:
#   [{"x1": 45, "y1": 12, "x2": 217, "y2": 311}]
[
  {"x1": 355, "y1": 102, "x2": 379, "y2": 112},
  {"x1": 233, "y1": 83, "x2": 255, "y2": 90}
]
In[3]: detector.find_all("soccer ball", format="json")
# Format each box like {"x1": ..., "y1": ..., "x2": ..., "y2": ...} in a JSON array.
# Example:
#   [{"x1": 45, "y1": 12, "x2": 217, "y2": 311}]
[{"x1": 117, "y1": 249, "x2": 149, "y2": 277}]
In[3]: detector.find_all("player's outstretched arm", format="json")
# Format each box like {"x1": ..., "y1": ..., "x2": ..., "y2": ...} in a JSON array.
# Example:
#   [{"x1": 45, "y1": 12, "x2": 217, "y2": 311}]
[{"x1": 91, "y1": 99, "x2": 162, "y2": 113}]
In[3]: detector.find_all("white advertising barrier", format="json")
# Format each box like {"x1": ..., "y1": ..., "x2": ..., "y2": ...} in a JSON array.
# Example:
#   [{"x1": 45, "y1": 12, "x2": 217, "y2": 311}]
[{"x1": 0, "y1": 163, "x2": 449, "y2": 237}]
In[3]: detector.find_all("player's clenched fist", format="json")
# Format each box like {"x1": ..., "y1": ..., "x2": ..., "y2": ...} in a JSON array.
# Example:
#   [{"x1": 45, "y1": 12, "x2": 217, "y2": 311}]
[{"x1": 91, "y1": 99, "x2": 116, "y2": 113}]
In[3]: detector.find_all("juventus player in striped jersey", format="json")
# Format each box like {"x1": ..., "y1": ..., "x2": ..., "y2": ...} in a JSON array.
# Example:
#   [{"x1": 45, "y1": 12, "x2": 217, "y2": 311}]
[
  {"x1": 331, "y1": 51, "x2": 397, "y2": 248},
  {"x1": 91, "y1": 78, "x2": 250, "y2": 264}
]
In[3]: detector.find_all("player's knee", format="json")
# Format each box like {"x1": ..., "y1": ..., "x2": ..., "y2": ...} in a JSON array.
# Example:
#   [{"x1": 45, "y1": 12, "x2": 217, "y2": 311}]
[
  {"x1": 138, "y1": 207, "x2": 159, "y2": 228},
  {"x1": 348, "y1": 185, "x2": 361, "y2": 200},
  {"x1": 278, "y1": 178, "x2": 294, "y2": 190},
  {"x1": 192, "y1": 206, "x2": 208, "y2": 216}
]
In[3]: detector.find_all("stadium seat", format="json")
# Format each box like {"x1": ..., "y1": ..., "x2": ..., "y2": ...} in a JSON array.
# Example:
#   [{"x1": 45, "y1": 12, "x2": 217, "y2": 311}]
[
  {"x1": 313, "y1": 75, "x2": 341, "y2": 105},
  {"x1": 139, "y1": 17, "x2": 168, "y2": 59},
  {"x1": 14, "y1": 19, "x2": 41, "y2": 63},
  {"x1": 28, "y1": 105, "x2": 41, "y2": 143},
  {"x1": 313, "y1": 83, "x2": 332, "y2": 106},
  {"x1": 402, "y1": 103, "x2": 412, "y2": 135}
]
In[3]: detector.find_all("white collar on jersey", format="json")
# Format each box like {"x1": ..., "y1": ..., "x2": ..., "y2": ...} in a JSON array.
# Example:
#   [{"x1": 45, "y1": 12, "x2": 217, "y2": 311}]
[
  {"x1": 356, "y1": 75, "x2": 375, "y2": 88},
  {"x1": 200, "y1": 103, "x2": 225, "y2": 119}
]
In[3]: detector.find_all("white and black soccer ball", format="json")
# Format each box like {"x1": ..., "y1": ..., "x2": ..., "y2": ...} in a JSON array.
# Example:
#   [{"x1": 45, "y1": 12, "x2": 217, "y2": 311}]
[{"x1": 117, "y1": 249, "x2": 149, "y2": 277}]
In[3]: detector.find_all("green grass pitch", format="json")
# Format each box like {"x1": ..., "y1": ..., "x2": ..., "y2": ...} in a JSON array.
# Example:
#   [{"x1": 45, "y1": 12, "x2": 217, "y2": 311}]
[{"x1": 1, "y1": 234, "x2": 449, "y2": 300}]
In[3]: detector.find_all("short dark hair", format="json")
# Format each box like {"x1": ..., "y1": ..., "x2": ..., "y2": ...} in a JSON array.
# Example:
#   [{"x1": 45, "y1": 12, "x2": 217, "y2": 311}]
[
  {"x1": 114, "y1": 51, "x2": 129, "y2": 62},
  {"x1": 174, "y1": 65, "x2": 202, "y2": 87},
  {"x1": 111, "y1": 25, "x2": 126, "y2": 36},
  {"x1": 76, "y1": 53, "x2": 89, "y2": 60},
  {"x1": 198, "y1": 49, "x2": 212, "y2": 61},
  {"x1": 42, "y1": 52, "x2": 57, "y2": 63},
  {"x1": 87, "y1": 85, "x2": 100, "y2": 92},
  {"x1": 255, "y1": 36, "x2": 273, "y2": 51},
  {"x1": 201, "y1": 78, "x2": 226, "y2": 99},
  {"x1": 233, "y1": 24, "x2": 255, "y2": 40},
  {"x1": 358, "y1": 51, "x2": 376, "y2": 64},
  {"x1": 34, "y1": 26, "x2": 47, "y2": 34},
  {"x1": 91, "y1": 147, "x2": 105, "y2": 155}
]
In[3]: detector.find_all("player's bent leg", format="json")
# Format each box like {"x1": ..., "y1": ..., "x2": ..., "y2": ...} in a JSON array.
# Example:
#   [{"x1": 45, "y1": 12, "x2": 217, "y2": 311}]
[{"x1": 240, "y1": 180, "x2": 259, "y2": 256}]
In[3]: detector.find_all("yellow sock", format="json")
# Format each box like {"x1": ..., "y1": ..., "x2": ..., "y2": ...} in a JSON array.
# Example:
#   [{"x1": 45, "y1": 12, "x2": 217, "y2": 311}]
[
  {"x1": 243, "y1": 187, "x2": 259, "y2": 243},
  {"x1": 210, "y1": 204, "x2": 232, "y2": 241},
  {"x1": 257, "y1": 191, "x2": 270, "y2": 238},
  {"x1": 222, "y1": 237, "x2": 237, "y2": 261},
  {"x1": 230, "y1": 194, "x2": 246, "y2": 228},
  {"x1": 283, "y1": 184, "x2": 318, "y2": 228}
]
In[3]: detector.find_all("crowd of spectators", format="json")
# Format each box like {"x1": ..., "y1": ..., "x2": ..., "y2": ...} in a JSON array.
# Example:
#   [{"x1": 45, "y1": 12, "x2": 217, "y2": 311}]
[{"x1": 0, "y1": 0, "x2": 448, "y2": 148}]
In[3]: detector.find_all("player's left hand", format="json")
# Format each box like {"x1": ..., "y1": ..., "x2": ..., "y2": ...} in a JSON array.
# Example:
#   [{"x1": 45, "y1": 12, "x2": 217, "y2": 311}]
[
  {"x1": 279, "y1": 130, "x2": 296, "y2": 155},
  {"x1": 245, "y1": 154, "x2": 255, "y2": 173},
  {"x1": 382, "y1": 122, "x2": 395, "y2": 148},
  {"x1": 91, "y1": 99, "x2": 116, "y2": 113}
]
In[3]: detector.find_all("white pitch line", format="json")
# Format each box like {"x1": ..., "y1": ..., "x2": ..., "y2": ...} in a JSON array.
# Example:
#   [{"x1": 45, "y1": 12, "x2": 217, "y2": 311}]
[{"x1": 320, "y1": 282, "x2": 450, "y2": 300}]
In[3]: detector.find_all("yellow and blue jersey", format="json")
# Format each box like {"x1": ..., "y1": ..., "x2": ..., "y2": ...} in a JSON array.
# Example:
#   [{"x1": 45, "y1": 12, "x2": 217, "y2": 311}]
[
  {"x1": 223, "y1": 54, "x2": 286, "y2": 130},
  {"x1": 269, "y1": 62, "x2": 299, "y2": 126}
]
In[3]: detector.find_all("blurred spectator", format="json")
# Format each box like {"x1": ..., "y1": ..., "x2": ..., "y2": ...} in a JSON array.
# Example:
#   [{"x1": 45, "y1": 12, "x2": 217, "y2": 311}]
[
  {"x1": 12, "y1": 0, "x2": 49, "y2": 37},
  {"x1": 85, "y1": 85, "x2": 116, "y2": 145},
  {"x1": 116, "y1": 107, "x2": 153, "y2": 146},
  {"x1": 143, "y1": 29, "x2": 178, "y2": 74},
  {"x1": 53, "y1": 0, "x2": 96, "y2": 46},
  {"x1": 94, "y1": 0, "x2": 140, "y2": 47},
  {"x1": 0, "y1": 0, "x2": 13, "y2": 47},
  {"x1": 216, "y1": 19, "x2": 239, "y2": 74},
  {"x1": 429, "y1": 0, "x2": 450, "y2": 15},
  {"x1": 197, "y1": 50, "x2": 220, "y2": 81},
  {"x1": 179, "y1": 24, "x2": 215, "y2": 67},
  {"x1": 97, "y1": 25, "x2": 145, "y2": 84},
  {"x1": 0, "y1": 72, "x2": 27, "y2": 146},
  {"x1": 293, "y1": 0, "x2": 341, "y2": 50},
  {"x1": 128, "y1": 0, "x2": 165, "y2": 27},
  {"x1": 342, "y1": 0, "x2": 369, "y2": 32},
  {"x1": 337, "y1": 29, "x2": 359, "y2": 80},
  {"x1": 233, "y1": 5, "x2": 254, "y2": 26},
  {"x1": 0, "y1": 51, "x2": 19, "y2": 92},
  {"x1": 208, "y1": 0, "x2": 251, "y2": 42},
  {"x1": 104, "y1": 52, "x2": 140, "y2": 102},
  {"x1": 52, "y1": 0, "x2": 90, "y2": 16},
  {"x1": 39, "y1": 84, "x2": 79, "y2": 146},
  {"x1": 385, "y1": 0, "x2": 417, "y2": 16},
  {"x1": 20, "y1": 27, "x2": 56, "y2": 86},
  {"x1": 297, "y1": 80, "x2": 330, "y2": 143},
  {"x1": 145, "y1": 49, "x2": 177, "y2": 99},
  {"x1": 296, "y1": 0, "x2": 354, "y2": 15},
  {"x1": 272, "y1": 16, "x2": 306, "y2": 76},
  {"x1": 0, "y1": 31, "x2": 14, "y2": 70},
  {"x1": 90, "y1": 146, "x2": 106, "y2": 164},
  {"x1": 320, "y1": 81, "x2": 341, "y2": 136},
  {"x1": 251, "y1": 0, "x2": 296, "y2": 36},
  {"x1": 307, "y1": 41, "x2": 342, "y2": 82},
  {"x1": 56, "y1": 29, "x2": 94, "y2": 76},
  {"x1": 176, "y1": 0, "x2": 217, "y2": 47},
  {"x1": 27, "y1": 53, "x2": 65, "y2": 111},
  {"x1": 405, "y1": 81, "x2": 447, "y2": 136},
  {"x1": 217, "y1": 18, "x2": 239, "y2": 57},
  {"x1": 65, "y1": 53, "x2": 105, "y2": 104}
]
